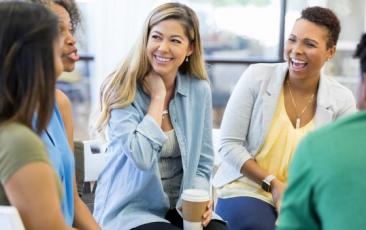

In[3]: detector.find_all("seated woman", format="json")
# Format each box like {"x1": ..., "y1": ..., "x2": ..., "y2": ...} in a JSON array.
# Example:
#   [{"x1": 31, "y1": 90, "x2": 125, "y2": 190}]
[
  {"x1": 93, "y1": 3, "x2": 227, "y2": 230},
  {"x1": 0, "y1": 2, "x2": 73, "y2": 229},
  {"x1": 212, "y1": 6, "x2": 356, "y2": 230},
  {"x1": 33, "y1": 0, "x2": 100, "y2": 228},
  {"x1": 277, "y1": 33, "x2": 366, "y2": 230}
]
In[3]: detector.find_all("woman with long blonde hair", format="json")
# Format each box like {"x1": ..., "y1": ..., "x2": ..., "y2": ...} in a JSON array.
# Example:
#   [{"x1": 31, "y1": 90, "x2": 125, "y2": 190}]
[{"x1": 94, "y1": 3, "x2": 226, "y2": 230}]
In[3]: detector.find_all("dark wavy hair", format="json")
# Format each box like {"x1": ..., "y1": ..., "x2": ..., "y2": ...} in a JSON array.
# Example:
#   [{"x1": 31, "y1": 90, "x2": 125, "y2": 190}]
[
  {"x1": 0, "y1": 1, "x2": 59, "y2": 133},
  {"x1": 354, "y1": 34, "x2": 366, "y2": 74},
  {"x1": 53, "y1": 0, "x2": 81, "y2": 33},
  {"x1": 30, "y1": 0, "x2": 80, "y2": 32},
  {"x1": 301, "y1": 6, "x2": 340, "y2": 49}
]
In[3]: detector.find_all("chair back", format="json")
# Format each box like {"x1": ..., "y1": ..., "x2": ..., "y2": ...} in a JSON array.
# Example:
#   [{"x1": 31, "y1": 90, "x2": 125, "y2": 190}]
[
  {"x1": 0, "y1": 206, "x2": 25, "y2": 230},
  {"x1": 83, "y1": 140, "x2": 107, "y2": 182}
]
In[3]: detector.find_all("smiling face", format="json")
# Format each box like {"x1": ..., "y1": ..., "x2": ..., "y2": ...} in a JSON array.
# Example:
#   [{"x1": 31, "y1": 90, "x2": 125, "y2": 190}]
[
  {"x1": 284, "y1": 18, "x2": 335, "y2": 81},
  {"x1": 146, "y1": 19, "x2": 193, "y2": 79},
  {"x1": 51, "y1": 3, "x2": 79, "y2": 72}
]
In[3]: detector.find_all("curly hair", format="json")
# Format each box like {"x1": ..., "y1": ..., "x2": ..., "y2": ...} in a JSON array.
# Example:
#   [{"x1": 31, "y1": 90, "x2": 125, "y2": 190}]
[
  {"x1": 301, "y1": 6, "x2": 340, "y2": 49},
  {"x1": 29, "y1": 0, "x2": 80, "y2": 32},
  {"x1": 29, "y1": 0, "x2": 51, "y2": 6},
  {"x1": 53, "y1": 0, "x2": 80, "y2": 32},
  {"x1": 354, "y1": 33, "x2": 366, "y2": 74}
]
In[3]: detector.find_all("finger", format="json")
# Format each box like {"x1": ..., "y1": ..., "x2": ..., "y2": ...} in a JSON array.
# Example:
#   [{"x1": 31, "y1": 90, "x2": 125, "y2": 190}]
[
  {"x1": 275, "y1": 201, "x2": 280, "y2": 212},
  {"x1": 207, "y1": 200, "x2": 213, "y2": 209},
  {"x1": 276, "y1": 201, "x2": 281, "y2": 214},
  {"x1": 202, "y1": 209, "x2": 212, "y2": 220},
  {"x1": 203, "y1": 207, "x2": 212, "y2": 217},
  {"x1": 202, "y1": 218, "x2": 208, "y2": 227},
  {"x1": 202, "y1": 213, "x2": 212, "y2": 227}
]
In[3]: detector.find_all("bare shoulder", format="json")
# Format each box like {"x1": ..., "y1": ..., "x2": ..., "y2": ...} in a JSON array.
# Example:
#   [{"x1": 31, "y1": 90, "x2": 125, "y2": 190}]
[
  {"x1": 55, "y1": 89, "x2": 74, "y2": 147},
  {"x1": 55, "y1": 89, "x2": 72, "y2": 111}
]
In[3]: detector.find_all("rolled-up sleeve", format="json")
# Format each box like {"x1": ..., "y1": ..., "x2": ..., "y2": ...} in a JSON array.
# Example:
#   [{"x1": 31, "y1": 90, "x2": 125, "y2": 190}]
[{"x1": 108, "y1": 105, "x2": 167, "y2": 171}]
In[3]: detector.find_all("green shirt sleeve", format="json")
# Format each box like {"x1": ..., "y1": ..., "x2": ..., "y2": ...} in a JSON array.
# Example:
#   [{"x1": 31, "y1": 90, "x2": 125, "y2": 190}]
[
  {"x1": 0, "y1": 123, "x2": 49, "y2": 184},
  {"x1": 276, "y1": 137, "x2": 320, "y2": 230}
]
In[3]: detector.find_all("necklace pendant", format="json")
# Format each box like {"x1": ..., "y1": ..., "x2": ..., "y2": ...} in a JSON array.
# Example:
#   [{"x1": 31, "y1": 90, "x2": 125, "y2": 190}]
[{"x1": 296, "y1": 118, "x2": 301, "y2": 129}]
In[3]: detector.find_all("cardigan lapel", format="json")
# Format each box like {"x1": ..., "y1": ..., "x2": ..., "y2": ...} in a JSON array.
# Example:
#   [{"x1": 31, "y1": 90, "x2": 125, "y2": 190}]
[
  {"x1": 314, "y1": 74, "x2": 335, "y2": 128},
  {"x1": 261, "y1": 64, "x2": 335, "y2": 131},
  {"x1": 261, "y1": 63, "x2": 289, "y2": 140}
]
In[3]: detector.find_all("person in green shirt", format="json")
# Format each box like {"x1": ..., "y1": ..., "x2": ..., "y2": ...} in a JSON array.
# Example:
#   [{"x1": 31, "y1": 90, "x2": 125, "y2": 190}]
[
  {"x1": 277, "y1": 33, "x2": 366, "y2": 230},
  {"x1": 0, "y1": 2, "x2": 73, "y2": 229}
]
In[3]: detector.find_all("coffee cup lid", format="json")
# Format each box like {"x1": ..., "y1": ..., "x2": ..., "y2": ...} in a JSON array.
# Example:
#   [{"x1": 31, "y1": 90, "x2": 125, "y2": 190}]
[{"x1": 182, "y1": 189, "x2": 209, "y2": 202}]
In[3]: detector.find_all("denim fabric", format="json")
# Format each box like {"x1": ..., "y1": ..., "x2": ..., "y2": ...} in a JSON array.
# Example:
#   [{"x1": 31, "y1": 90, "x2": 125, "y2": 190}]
[
  {"x1": 216, "y1": 197, "x2": 276, "y2": 230},
  {"x1": 93, "y1": 73, "x2": 214, "y2": 230}
]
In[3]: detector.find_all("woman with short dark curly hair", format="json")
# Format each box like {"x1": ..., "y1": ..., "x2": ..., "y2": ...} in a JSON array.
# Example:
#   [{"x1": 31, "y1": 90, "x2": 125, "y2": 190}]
[
  {"x1": 213, "y1": 6, "x2": 356, "y2": 230},
  {"x1": 277, "y1": 33, "x2": 366, "y2": 230},
  {"x1": 301, "y1": 6, "x2": 340, "y2": 49}
]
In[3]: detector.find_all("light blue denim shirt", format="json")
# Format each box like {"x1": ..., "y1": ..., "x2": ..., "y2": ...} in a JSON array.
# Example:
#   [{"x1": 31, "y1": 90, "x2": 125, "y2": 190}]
[{"x1": 93, "y1": 73, "x2": 214, "y2": 229}]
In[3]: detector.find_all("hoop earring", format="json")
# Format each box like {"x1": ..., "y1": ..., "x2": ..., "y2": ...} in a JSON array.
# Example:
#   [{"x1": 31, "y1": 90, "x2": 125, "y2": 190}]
[{"x1": 185, "y1": 56, "x2": 189, "y2": 63}]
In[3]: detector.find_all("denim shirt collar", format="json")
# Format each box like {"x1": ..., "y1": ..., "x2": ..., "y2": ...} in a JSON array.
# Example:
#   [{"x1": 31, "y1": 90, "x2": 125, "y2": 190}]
[
  {"x1": 138, "y1": 72, "x2": 188, "y2": 98},
  {"x1": 175, "y1": 72, "x2": 189, "y2": 97}
]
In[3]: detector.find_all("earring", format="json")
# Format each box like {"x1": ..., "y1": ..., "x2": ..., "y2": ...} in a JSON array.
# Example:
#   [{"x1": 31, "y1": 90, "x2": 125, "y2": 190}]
[{"x1": 185, "y1": 56, "x2": 189, "y2": 63}]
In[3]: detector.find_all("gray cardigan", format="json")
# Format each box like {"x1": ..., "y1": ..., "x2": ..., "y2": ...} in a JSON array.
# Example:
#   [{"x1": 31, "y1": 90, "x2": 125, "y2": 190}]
[{"x1": 213, "y1": 63, "x2": 356, "y2": 188}]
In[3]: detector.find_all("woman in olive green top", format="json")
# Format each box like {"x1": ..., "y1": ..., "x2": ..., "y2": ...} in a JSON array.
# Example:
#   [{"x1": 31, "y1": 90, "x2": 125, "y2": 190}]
[{"x1": 0, "y1": 2, "x2": 73, "y2": 229}]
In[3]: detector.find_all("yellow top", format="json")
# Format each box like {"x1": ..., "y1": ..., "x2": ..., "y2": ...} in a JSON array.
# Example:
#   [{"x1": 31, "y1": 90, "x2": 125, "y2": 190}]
[{"x1": 217, "y1": 89, "x2": 314, "y2": 205}]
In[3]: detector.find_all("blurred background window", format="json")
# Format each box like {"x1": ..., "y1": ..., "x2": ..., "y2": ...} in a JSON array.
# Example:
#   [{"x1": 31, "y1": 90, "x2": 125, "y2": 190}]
[
  {"x1": 64, "y1": 0, "x2": 365, "y2": 140},
  {"x1": 188, "y1": 0, "x2": 283, "y2": 61},
  {"x1": 181, "y1": 0, "x2": 285, "y2": 126}
]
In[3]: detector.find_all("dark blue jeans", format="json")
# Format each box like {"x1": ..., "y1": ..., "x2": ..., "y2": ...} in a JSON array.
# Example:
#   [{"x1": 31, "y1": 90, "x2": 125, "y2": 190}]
[
  {"x1": 215, "y1": 197, "x2": 277, "y2": 230},
  {"x1": 133, "y1": 208, "x2": 227, "y2": 230}
]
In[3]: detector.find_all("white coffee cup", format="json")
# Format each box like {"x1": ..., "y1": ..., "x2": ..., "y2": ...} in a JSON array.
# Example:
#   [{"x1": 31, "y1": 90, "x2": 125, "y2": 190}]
[{"x1": 181, "y1": 189, "x2": 210, "y2": 230}]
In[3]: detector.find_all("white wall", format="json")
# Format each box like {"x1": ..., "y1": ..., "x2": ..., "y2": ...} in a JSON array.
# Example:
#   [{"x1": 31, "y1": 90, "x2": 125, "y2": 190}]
[{"x1": 88, "y1": 0, "x2": 165, "y2": 110}]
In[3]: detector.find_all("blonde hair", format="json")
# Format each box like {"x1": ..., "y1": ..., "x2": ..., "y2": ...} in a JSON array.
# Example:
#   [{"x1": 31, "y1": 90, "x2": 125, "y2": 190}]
[{"x1": 95, "y1": 2, "x2": 207, "y2": 135}]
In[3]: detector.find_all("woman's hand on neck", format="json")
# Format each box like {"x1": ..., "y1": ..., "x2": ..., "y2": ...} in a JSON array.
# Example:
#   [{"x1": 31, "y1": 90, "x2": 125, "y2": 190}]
[{"x1": 142, "y1": 71, "x2": 166, "y2": 100}]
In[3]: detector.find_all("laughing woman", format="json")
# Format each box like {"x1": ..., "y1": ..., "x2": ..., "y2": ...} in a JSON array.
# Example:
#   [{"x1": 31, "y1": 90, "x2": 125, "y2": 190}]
[
  {"x1": 31, "y1": 0, "x2": 99, "y2": 228},
  {"x1": 93, "y1": 3, "x2": 226, "y2": 230},
  {"x1": 212, "y1": 6, "x2": 356, "y2": 230}
]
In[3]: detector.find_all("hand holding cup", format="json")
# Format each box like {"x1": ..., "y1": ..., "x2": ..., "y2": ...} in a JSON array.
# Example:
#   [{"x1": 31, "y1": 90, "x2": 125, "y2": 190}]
[{"x1": 182, "y1": 189, "x2": 210, "y2": 230}]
